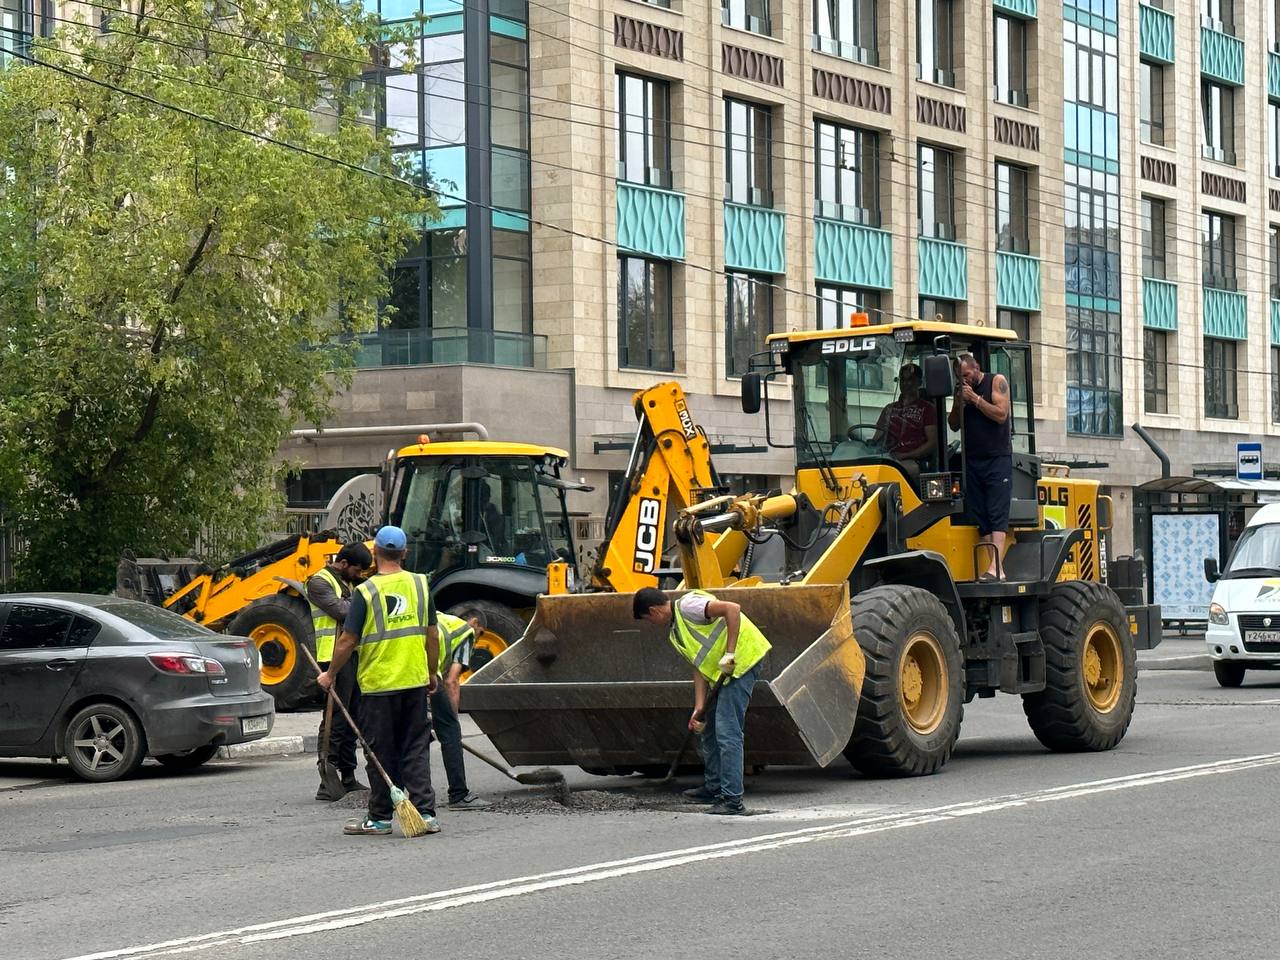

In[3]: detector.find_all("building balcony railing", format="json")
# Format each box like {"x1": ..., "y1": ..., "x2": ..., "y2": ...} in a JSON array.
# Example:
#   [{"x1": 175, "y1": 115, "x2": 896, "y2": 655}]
[
  {"x1": 995, "y1": 251, "x2": 1041, "y2": 312},
  {"x1": 1271, "y1": 299, "x2": 1280, "y2": 346},
  {"x1": 1202, "y1": 286, "x2": 1246, "y2": 341},
  {"x1": 351, "y1": 328, "x2": 547, "y2": 370},
  {"x1": 1142, "y1": 277, "x2": 1178, "y2": 331},
  {"x1": 917, "y1": 236, "x2": 968, "y2": 301}
]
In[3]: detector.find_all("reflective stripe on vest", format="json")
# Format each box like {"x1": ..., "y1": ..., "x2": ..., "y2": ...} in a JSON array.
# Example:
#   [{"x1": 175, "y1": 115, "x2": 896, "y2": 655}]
[
  {"x1": 669, "y1": 590, "x2": 771, "y2": 683},
  {"x1": 308, "y1": 567, "x2": 343, "y2": 662},
  {"x1": 435, "y1": 612, "x2": 475, "y2": 674},
  {"x1": 355, "y1": 571, "x2": 431, "y2": 693}
]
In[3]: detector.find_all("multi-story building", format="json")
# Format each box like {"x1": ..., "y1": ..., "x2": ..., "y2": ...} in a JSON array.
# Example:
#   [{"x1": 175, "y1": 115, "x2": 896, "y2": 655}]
[{"x1": 17, "y1": 0, "x2": 1280, "y2": 554}]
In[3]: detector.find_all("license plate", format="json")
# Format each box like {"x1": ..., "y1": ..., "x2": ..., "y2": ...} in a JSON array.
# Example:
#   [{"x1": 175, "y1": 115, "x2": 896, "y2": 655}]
[
  {"x1": 241, "y1": 716, "x2": 270, "y2": 736},
  {"x1": 1246, "y1": 630, "x2": 1280, "y2": 644}
]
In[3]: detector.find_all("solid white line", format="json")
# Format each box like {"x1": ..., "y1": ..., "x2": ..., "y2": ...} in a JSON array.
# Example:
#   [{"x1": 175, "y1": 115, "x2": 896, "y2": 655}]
[{"x1": 63, "y1": 752, "x2": 1280, "y2": 960}]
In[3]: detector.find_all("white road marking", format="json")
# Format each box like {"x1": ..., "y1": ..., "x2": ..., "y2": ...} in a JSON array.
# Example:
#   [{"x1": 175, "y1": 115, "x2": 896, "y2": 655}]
[
  {"x1": 64, "y1": 752, "x2": 1280, "y2": 960},
  {"x1": 745, "y1": 803, "x2": 893, "y2": 821}
]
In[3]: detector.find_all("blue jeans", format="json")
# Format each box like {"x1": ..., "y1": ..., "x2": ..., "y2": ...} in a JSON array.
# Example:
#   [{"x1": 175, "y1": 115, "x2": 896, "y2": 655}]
[{"x1": 700, "y1": 663, "x2": 760, "y2": 801}]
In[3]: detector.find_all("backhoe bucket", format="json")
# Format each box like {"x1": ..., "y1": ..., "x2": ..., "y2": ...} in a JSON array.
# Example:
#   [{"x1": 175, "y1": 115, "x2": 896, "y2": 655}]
[{"x1": 462, "y1": 584, "x2": 865, "y2": 771}]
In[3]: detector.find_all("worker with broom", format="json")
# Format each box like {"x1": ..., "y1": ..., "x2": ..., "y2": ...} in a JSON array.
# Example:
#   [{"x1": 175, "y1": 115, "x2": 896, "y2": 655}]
[
  {"x1": 318, "y1": 525, "x2": 441, "y2": 837},
  {"x1": 306, "y1": 541, "x2": 373, "y2": 801},
  {"x1": 633, "y1": 587, "x2": 770, "y2": 816}
]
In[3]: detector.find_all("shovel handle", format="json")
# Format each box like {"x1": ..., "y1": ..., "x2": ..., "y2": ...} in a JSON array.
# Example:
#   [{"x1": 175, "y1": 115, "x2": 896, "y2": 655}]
[{"x1": 662, "y1": 674, "x2": 727, "y2": 782}]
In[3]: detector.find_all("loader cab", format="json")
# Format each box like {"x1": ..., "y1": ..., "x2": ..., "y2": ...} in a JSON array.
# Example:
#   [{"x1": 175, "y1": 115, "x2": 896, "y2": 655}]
[{"x1": 384, "y1": 443, "x2": 580, "y2": 600}]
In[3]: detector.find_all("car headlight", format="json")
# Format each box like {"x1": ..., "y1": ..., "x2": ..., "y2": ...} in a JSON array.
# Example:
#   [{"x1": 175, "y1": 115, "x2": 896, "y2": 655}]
[{"x1": 1209, "y1": 602, "x2": 1229, "y2": 625}]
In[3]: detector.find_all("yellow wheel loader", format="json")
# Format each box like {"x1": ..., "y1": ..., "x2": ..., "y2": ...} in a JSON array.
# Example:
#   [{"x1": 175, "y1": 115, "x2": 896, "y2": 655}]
[{"x1": 464, "y1": 319, "x2": 1162, "y2": 777}]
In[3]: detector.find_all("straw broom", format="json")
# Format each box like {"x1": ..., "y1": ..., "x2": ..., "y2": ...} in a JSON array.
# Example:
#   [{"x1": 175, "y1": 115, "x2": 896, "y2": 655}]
[{"x1": 301, "y1": 646, "x2": 431, "y2": 838}]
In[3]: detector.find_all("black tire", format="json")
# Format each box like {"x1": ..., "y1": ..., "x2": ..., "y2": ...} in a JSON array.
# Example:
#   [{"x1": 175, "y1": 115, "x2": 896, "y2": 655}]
[
  {"x1": 1022, "y1": 581, "x2": 1136, "y2": 752},
  {"x1": 1213, "y1": 660, "x2": 1247, "y2": 688},
  {"x1": 843, "y1": 585, "x2": 965, "y2": 777},
  {"x1": 448, "y1": 600, "x2": 526, "y2": 677},
  {"x1": 228, "y1": 593, "x2": 315, "y2": 711},
  {"x1": 155, "y1": 745, "x2": 219, "y2": 769},
  {"x1": 63, "y1": 703, "x2": 147, "y2": 782}
]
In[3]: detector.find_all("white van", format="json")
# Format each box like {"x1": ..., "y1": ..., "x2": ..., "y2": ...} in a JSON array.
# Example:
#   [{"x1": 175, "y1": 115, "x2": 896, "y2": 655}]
[{"x1": 1204, "y1": 501, "x2": 1280, "y2": 687}]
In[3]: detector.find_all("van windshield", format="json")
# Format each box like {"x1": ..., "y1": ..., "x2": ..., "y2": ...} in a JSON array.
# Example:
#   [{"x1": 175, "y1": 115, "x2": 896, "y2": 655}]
[{"x1": 1223, "y1": 524, "x2": 1280, "y2": 578}]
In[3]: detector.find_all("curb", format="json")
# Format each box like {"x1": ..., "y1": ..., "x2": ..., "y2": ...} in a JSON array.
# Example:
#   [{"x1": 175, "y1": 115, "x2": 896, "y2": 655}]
[
  {"x1": 1138, "y1": 655, "x2": 1212, "y2": 672},
  {"x1": 217, "y1": 735, "x2": 318, "y2": 760}
]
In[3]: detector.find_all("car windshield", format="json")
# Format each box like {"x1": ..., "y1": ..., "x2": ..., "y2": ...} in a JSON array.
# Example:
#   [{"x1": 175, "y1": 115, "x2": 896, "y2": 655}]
[
  {"x1": 99, "y1": 600, "x2": 215, "y2": 639},
  {"x1": 1222, "y1": 524, "x2": 1280, "y2": 578}
]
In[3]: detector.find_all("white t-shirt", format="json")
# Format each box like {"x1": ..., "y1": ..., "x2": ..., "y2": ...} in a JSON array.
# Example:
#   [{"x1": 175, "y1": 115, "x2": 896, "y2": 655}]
[{"x1": 676, "y1": 593, "x2": 714, "y2": 625}]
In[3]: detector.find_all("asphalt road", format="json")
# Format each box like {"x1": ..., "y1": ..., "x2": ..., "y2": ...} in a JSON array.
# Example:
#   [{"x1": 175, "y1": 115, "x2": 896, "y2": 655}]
[{"x1": 2, "y1": 670, "x2": 1278, "y2": 960}]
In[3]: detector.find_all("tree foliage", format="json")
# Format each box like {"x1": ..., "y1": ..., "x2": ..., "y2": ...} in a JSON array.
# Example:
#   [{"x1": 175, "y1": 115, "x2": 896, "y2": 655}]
[{"x1": 0, "y1": 0, "x2": 431, "y2": 590}]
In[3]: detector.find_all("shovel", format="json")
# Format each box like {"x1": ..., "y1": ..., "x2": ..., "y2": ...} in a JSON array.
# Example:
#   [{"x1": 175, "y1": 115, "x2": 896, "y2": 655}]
[
  {"x1": 459, "y1": 740, "x2": 572, "y2": 805},
  {"x1": 658, "y1": 674, "x2": 726, "y2": 783},
  {"x1": 315, "y1": 681, "x2": 346, "y2": 801}
]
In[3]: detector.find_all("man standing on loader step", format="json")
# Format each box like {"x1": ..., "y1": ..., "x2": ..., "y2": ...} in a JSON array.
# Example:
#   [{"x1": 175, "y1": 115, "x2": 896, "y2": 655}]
[
  {"x1": 948, "y1": 352, "x2": 1013, "y2": 581},
  {"x1": 319, "y1": 526, "x2": 441, "y2": 837},
  {"x1": 432, "y1": 609, "x2": 489, "y2": 810},
  {"x1": 633, "y1": 587, "x2": 771, "y2": 816},
  {"x1": 307, "y1": 541, "x2": 373, "y2": 800}
]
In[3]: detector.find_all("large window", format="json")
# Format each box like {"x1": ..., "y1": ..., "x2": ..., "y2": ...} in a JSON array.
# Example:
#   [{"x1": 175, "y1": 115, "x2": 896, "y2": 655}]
[
  {"x1": 723, "y1": 0, "x2": 770, "y2": 35},
  {"x1": 995, "y1": 162, "x2": 1030, "y2": 254},
  {"x1": 997, "y1": 309, "x2": 1030, "y2": 340},
  {"x1": 0, "y1": 0, "x2": 29, "y2": 66},
  {"x1": 726, "y1": 273, "x2": 773, "y2": 377},
  {"x1": 1202, "y1": 210, "x2": 1237, "y2": 290},
  {"x1": 815, "y1": 121, "x2": 880, "y2": 225},
  {"x1": 1270, "y1": 101, "x2": 1280, "y2": 177},
  {"x1": 1140, "y1": 62, "x2": 1165, "y2": 146},
  {"x1": 993, "y1": 13, "x2": 1028, "y2": 107},
  {"x1": 1143, "y1": 329, "x2": 1169, "y2": 414},
  {"x1": 917, "y1": 144, "x2": 956, "y2": 240},
  {"x1": 919, "y1": 298, "x2": 956, "y2": 323},
  {"x1": 380, "y1": 230, "x2": 468, "y2": 364},
  {"x1": 1201, "y1": 80, "x2": 1236, "y2": 165},
  {"x1": 381, "y1": 35, "x2": 465, "y2": 150},
  {"x1": 492, "y1": 227, "x2": 532, "y2": 361},
  {"x1": 817, "y1": 284, "x2": 882, "y2": 329},
  {"x1": 618, "y1": 257, "x2": 673, "y2": 371},
  {"x1": 616, "y1": 73, "x2": 671, "y2": 189},
  {"x1": 1204, "y1": 337, "x2": 1239, "y2": 420},
  {"x1": 1141, "y1": 196, "x2": 1167, "y2": 280},
  {"x1": 725, "y1": 98, "x2": 773, "y2": 207},
  {"x1": 1271, "y1": 225, "x2": 1280, "y2": 299},
  {"x1": 491, "y1": 33, "x2": 529, "y2": 153},
  {"x1": 1066, "y1": 306, "x2": 1122, "y2": 436},
  {"x1": 814, "y1": 0, "x2": 877, "y2": 64},
  {"x1": 917, "y1": 0, "x2": 957, "y2": 88},
  {"x1": 1272, "y1": 346, "x2": 1280, "y2": 424},
  {"x1": 1202, "y1": 0, "x2": 1234, "y2": 34}
]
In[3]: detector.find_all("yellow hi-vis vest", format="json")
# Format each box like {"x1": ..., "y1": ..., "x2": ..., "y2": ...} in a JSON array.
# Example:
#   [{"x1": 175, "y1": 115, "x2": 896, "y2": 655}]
[
  {"x1": 670, "y1": 590, "x2": 771, "y2": 683},
  {"x1": 355, "y1": 570, "x2": 433, "y2": 694},
  {"x1": 435, "y1": 612, "x2": 475, "y2": 675},
  {"x1": 307, "y1": 567, "x2": 343, "y2": 662}
]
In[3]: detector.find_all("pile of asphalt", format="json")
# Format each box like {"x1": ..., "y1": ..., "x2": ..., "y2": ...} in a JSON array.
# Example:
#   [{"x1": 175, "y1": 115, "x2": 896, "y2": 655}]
[
  {"x1": 485, "y1": 789, "x2": 695, "y2": 816},
  {"x1": 331, "y1": 789, "x2": 372, "y2": 810}
]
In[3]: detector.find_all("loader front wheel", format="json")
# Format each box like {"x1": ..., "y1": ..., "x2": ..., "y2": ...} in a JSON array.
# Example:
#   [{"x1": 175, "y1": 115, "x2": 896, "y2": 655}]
[
  {"x1": 229, "y1": 594, "x2": 315, "y2": 711},
  {"x1": 844, "y1": 585, "x2": 964, "y2": 777},
  {"x1": 449, "y1": 600, "x2": 526, "y2": 681},
  {"x1": 1022, "y1": 581, "x2": 1136, "y2": 752}
]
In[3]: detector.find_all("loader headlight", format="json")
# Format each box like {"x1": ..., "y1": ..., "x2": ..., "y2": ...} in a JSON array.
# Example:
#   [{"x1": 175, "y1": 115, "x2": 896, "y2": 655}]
[
  {"x1": 921, "y1": 472, "x2": 959, "y2": 503},
  {"x1": 1209, "y1": 602, "x2": 1229, "y2": 625}
]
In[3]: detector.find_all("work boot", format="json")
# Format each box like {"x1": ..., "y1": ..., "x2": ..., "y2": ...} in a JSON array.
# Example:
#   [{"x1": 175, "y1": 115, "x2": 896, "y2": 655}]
[
  {"x1": 682, "y1": 786, "x2": 720, "y2": 805},
  {"x1": 341, "y1": 773, "x2": 369, "y2": 793},
  {"x1": 447, "y1": 792, "x2": 490, "y2": 810},
  {"x1": 706, "y1": 797, "x2": 747, "y2": 816},
  {"x1": 342, "y1": 817, "x2": 392, "y2": 836}
]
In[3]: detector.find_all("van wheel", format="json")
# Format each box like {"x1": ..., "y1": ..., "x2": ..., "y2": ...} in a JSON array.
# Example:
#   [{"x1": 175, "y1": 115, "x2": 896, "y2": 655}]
[
  {"x1": 64, "y1": 703, "x2": 146, "y2": 782},
  {"x1": 1213, "y1": 660, "x2": 1246, "y2": 688}
]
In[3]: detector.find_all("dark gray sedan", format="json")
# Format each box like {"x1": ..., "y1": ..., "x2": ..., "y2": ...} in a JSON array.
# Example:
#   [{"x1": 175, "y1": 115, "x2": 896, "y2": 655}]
[{"x1": 0, "y1": 593, "x2": 275, "y2": 781}]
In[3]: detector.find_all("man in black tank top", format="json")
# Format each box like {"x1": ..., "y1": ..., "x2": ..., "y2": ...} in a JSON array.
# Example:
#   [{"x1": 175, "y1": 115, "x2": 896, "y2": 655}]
[{"x1": 947, "y1": 353, "x2": 1012, "y2": 581}]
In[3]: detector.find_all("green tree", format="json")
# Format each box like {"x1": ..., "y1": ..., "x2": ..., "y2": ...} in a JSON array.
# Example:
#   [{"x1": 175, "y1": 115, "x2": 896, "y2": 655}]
[{"x1": 0, "y1": 0, "x2": 432, "y2": 590}]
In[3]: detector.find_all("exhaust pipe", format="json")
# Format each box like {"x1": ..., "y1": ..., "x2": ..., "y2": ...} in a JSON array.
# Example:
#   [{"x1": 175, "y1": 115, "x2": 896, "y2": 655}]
[
  {"x1": 289, "y1": 422, "x2": 490, "y2": 441},
  {"x1": 1131, "y1": 423, "x2": 1170, "y2": 479}
]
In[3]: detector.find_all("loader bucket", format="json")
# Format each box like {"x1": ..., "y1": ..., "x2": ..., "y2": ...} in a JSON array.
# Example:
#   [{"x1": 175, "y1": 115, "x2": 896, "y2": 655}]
[{"x1": 462, "y1": 583, "x2": 865, "y2": 771}]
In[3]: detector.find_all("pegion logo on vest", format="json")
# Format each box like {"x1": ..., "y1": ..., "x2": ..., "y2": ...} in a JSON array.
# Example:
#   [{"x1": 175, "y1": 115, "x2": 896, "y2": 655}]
[
  {"x1": 633, "y1": 497, "x2": 662, "y2": 573},
  {"x1": 384, "y1": 594, "x2": 409, "y2": 618},
  {"x1": 675, "y1": 398, "x2": 697, "y2": 440}
]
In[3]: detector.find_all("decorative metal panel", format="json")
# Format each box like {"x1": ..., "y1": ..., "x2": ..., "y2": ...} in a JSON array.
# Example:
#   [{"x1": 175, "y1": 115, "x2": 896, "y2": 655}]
[
  {"x1": 1201, "y1": 172, "x2": 1245, "y2": 203},
  {"x1": 917, "y1": 237, "x2": 968, "y2": 301},
  {"x1": 722, "y1": 43, "x2": 783, "y2": 87},
  {"x1": 614, "y1": 14, "x2": 684, "y2": 62},
  {"x1": 1141, "y1": 155, "x2": 1177, "y2": 186},
  {"x1": 724, "y1": 203, "x2": 785, "y2": 274},
  {"x1": 812, "y1": 67, "x2": 891, "y2": 114},
  {"x1": 994, "y1": 116, "x2": 1039, "y2": 151},
  {"x1": 814, "y1": 219, "x2": 892, "y2": 289},
  {"x1": 1271, "y1": 52, "x2": 1280, "y2": 100},
  {"x1": 1138, "y1": 4, "x2": 1174, "y2": 65},
  {"x1": 996, "y1": 252, "x2": 1041, "y2": 312},
  {"x1": 916, "y1": 95, "x2": 966, "y2": 133},
  {"x1": 993, "y1": 0, "x2": 1036, "y2": 19},
  {"x1": 1202, "y1": 287, "x2": 1246, "y2": 340},
  {"x1": 1142, "y1": 278, "x2": 1178, "y2": 331},
  {"x1": 616, "y1": 183, "x2": 685, "y2": 261},
  {"x1": 1271, "y1": 188, "x2": 1280, "y2": 212},
  {"x1": 1272, "y1": 300, "x2": 1280, "y2": 345},
  {"x1": 1200, "y1": 25, "x2": 1244, "y2": 86}
]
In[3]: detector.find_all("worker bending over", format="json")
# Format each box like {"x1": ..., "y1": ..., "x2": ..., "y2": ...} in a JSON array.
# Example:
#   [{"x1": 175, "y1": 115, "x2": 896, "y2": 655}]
[
  {"x1": 432, "y1": 609, "x2": 489, "y2": 810},
  {"x1": 306, "y1": 541, "x2": 372, "y2": 801},
  {"x1": 319, "y1": 526, "x2": 441, "y2": 837},
  {"x1": 633, "y1": 587, "x2": 771, "y2": 816}
]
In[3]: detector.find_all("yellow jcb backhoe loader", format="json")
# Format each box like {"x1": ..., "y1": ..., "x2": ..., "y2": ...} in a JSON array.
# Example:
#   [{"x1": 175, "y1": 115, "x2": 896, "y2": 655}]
[{"x1": 464, "y1": 318, "x2": 1162, "y2": 778}]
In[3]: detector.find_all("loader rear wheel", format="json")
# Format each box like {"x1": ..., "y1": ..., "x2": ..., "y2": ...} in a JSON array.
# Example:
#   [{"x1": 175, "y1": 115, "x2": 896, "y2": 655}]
[
  {"x1": 229, "y1": 594, "x2": 315, "y2": 711},
  {"x1": 1022, "y1": 581, "x2": 1136, "y2": 752},
  {"x1": 844, "y1": 585, "x2": 964, "y2": 777},
  {"x1": 448, "y1": 600, "x2": 526, "y2": 681}
]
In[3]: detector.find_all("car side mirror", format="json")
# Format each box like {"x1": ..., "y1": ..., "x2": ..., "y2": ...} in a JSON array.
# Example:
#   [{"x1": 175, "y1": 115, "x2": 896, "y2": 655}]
[
  {"x1": 741, "y1": 373, "x2": 762, "y2": 414},
  {"x1": 1204, "y1": 557, "x2": 1220, "y2": 583},
  {"x1": 922, "y1": 354, "x2": 954, "y2": 399}
]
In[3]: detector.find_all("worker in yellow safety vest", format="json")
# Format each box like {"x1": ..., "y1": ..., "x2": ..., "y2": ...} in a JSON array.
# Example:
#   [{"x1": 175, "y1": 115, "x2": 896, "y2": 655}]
[
  {"x1": 306, "y1": 542, "x2": 373, "y2": 801},
  {"x1": 632, "y1": 587, "x2": 771, "y2": 816},
  {"x1": 319, "y1": 526, "x2": 441, "y2": 837},
  {"x1": 431, "y1": 610, "x2": 489, "y2": 810}
]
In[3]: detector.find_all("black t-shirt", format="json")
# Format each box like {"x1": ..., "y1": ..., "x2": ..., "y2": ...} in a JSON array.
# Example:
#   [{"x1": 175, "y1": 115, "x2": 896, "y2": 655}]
[{"x1": 963, "y1": 373, "x2": 1012, "y2": 458}]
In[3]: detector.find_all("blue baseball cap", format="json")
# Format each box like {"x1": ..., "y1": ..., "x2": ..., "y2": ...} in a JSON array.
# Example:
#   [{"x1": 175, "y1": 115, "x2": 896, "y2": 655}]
[{"x1": 374, "y1": 525, "x2": 407, "y2": 551}]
